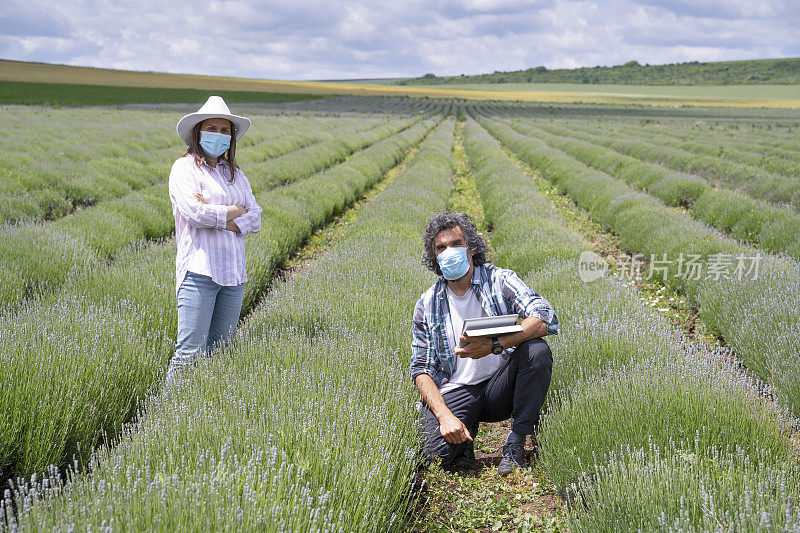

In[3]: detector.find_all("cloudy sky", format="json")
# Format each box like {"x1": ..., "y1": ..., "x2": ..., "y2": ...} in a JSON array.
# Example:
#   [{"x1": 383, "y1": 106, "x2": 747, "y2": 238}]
[{"x1": 1, "y1": 0, "x2": 798, "y2": 80}]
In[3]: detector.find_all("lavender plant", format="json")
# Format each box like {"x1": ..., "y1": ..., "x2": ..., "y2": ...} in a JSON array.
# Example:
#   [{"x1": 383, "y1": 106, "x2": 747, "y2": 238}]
[
  {"x1": 566, "y1": 440, "x2": 800, "y2": 532},
  {"x1": 579, "y1": 118, "x2": 800, "y2": 176},
  {"x1": 477, "y1": 117, "x2": 747, "y2": 299},
  {"x1": 478, "y1": 115, "x2": 800, "y2": 419},
  {"x1": 510, "y1": 119, "x2": 800, "y2": 259},
  {"x1": 538, "y1": 353, "x2": 792, "y2": 490},
  {"x1": 0, "y1": 108, "x2": 320, "y2": 223},
  {"x1": 537, "y1": 118, "x2": 800, "y2": 210},
  {"x1": 699, "y1": 256, "x2": 800, "y2": 413}
]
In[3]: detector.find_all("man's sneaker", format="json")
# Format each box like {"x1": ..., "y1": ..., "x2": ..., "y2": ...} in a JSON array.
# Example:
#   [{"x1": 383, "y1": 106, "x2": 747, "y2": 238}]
[
  {"x1": 497, "y1": 443, "x2": 526, "y2": 475},
  {"x1": 453, "y1": 441, "x2": 476, "y2": 468}
]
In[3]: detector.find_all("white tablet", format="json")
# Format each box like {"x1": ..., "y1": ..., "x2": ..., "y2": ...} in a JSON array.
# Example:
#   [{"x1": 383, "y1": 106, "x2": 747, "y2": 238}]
[{"x1": 462, "y1": 314, "x2": 522, "y2": 338}]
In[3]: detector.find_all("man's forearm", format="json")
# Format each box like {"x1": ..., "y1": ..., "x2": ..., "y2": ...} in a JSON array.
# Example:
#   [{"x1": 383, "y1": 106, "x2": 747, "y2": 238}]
[
  {"x1": 414, "y1": 373, "x2": 450, "y2": 420},
  {"x1": 497, "y1": 316, "x2": 546, "y2": 349},
  {"x1": 415, "y1": 373, "x2": 473, "y2": 444}
]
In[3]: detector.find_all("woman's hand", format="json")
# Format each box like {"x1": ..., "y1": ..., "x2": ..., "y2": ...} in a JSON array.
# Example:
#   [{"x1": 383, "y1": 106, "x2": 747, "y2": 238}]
[{"x1": 194, "y1": 193, "x2": 206, "y2": 204}]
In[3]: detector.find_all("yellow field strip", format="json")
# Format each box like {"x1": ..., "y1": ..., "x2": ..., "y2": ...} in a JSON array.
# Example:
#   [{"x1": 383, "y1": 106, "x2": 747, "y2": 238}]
[{"x1": 3, "y1": 59, "x2": 800, "y2": 108}]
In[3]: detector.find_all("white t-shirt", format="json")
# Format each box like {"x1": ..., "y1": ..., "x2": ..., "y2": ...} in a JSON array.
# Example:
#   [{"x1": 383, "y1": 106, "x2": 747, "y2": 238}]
[{"x1": 439, "y1": 287, "x2": 503, "y2": 394}]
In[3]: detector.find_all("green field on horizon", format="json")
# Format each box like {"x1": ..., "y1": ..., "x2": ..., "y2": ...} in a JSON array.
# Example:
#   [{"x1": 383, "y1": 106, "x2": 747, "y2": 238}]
[
  {"x1": 404, "y1": 81, "x2": 800, "y2": 101},
  {"x1": 4, "y1": 59, "x2": 800, "y2": 108}
]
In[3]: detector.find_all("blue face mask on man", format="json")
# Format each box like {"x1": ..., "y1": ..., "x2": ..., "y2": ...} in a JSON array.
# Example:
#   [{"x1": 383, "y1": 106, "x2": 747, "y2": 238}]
[
  {"x1": 199, "y1": 131, "x2": 231, "y2": 158},
  {"x1": 437, "y1": 246, "x2": 471, "y2": 281}
]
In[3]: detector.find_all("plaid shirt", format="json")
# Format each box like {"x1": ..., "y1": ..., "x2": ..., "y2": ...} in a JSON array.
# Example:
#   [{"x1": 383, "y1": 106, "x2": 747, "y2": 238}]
[{"x1": 410, "y1": 262, "x2": 558, "y2": 388}]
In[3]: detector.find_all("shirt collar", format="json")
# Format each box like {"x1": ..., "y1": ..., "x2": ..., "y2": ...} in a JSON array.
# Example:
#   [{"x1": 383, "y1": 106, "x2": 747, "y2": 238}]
[
  {"x1": 469, "y1": 263, "x2": 485, "y2": 286},
  {"x1": 436, "y1": 263, "x2": 485, "y2": 300},
  {"x1": 200, "y1": 158, "x2": 226, "y2": 170}
]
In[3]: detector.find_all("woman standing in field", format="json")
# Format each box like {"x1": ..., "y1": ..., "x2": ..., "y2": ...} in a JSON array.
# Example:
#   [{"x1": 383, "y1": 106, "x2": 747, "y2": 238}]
[{"x1": 166, "y1": 96, "x2": 262, "y2": 383}]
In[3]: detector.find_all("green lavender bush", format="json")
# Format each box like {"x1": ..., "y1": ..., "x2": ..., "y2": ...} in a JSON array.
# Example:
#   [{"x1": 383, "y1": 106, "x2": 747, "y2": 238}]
[
  {"x1": 567, "y1": 440, "x2": 800, "y2": 532},
  {"x1": 480, "y1": 116, "x2": 800, "y2": 419},
  {"x1": 478, "y1": 117, "x2": 747, "y2": 299},
  {"x1": 461, "y1": 116, "x2": 799, "y2": 530},
  {"x1": 512, "y1": 119, "x2": 800, "y2": 259},
  {"x1": 0, "y1": 115, "x2": 423, "y2": 307},
  {"x1": 536, "y1": 118, "x2": 800, "y2": 210}
]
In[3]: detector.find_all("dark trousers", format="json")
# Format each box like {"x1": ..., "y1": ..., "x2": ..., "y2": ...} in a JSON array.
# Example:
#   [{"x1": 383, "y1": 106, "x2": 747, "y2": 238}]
[{"x1": 419, "y1": 338, "x2": 553, "y2": 465}]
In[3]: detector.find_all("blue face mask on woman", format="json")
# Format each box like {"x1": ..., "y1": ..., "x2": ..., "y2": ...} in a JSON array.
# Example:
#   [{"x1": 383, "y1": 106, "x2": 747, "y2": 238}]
[
  {"x1": 199, "y1": 131, "x2": 231, "y2": 157},
  {"x1": 437, "y1": 246, "x2": 470, "y2": 280}
]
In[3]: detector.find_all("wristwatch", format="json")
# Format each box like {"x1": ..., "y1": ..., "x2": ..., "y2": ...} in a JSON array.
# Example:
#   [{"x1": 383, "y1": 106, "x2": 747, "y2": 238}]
[{"x1": 491, "y1": 337, "x2": 503, "y2": 355}]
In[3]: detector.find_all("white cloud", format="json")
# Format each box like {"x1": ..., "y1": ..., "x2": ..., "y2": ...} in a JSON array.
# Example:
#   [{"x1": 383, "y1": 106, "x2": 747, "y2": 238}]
[{"x1": 0, "y1": 0, "x2": 797, "y2": 79}]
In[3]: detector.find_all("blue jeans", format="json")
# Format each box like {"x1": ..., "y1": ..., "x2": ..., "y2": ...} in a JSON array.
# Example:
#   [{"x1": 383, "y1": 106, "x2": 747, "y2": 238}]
[{"x1": 166, "y1": 271, "x2": 245, "y2": 383}]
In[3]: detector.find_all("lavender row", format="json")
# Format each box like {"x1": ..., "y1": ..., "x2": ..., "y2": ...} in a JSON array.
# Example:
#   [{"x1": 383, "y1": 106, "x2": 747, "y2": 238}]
[
  {"x1": 461, "y1": 116, "x2": 799, "y2": 530},
  {"x1": 531, "y1": 118, "x2": 800, "y2": 211},
  {"x1": 0, "y1": 109, "x2": 364, "y2": 223},
  {"x1": 557, "y1": 116, "x2": 800, "y2": 169},
  {"x1": 481, "y1": 115, "x2": 800, "y2": 416},
  {"x1": 0, "y1": 115, "x2": 422, "y2": 309},
  {"x1": 504, "y1": 118, "x2": 800, "y2": 260}
]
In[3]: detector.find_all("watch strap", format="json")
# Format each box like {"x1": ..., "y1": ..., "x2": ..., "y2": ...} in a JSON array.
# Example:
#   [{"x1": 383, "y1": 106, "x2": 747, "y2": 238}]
[{"x1": 491, "y1": 337, "x2": 503, "y2": 354}]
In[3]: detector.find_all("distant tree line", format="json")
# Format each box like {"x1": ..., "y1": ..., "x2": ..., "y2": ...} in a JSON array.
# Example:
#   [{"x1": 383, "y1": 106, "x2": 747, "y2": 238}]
[{"x1": 399, "y1": 58, "x2": 800, "y2": 86}]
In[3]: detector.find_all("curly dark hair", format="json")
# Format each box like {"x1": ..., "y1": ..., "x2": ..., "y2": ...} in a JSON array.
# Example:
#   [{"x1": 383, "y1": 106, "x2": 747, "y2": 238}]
[{"x1": 422, "y1": 212, "x2": 489, "y2": 276}]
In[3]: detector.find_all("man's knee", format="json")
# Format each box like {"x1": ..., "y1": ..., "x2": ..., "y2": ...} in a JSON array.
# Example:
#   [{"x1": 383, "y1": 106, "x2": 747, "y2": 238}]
[
  {"x1": 419, "y1": 411, "x2": 457, "y2": 466},
  {"x1": 515, "y1": 337, "x2": 552, "y2": 371},
  {"x1": 420, "y1": 423, "x2": 459, "y2": 466},
  {"x1": 421, "y1": 437, "x2": 458, "y2": 466}
]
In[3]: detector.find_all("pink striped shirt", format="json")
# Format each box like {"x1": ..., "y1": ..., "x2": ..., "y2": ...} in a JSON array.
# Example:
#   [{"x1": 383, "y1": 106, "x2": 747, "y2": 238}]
[{"x1": 168, "y1": 155, "x2": 262, "y2": 295}]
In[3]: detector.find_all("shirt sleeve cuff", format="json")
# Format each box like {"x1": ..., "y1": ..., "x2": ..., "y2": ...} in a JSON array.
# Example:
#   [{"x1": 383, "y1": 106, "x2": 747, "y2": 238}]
[
  {"x1": 213, "y1": 206, "x2": 228, "y2": 230},
  {"x1": 410, "y1": 368, "x2": 431, "y2": 382},
  {"x1": 233, "y1": 213, "x2": 257, "y2": 236},
  {"x1": 526, "y1": 307, "x2": 558, "y2": 335},
  {"x1": 541, "y1": 312, "x2": 559, "y2": 335}
]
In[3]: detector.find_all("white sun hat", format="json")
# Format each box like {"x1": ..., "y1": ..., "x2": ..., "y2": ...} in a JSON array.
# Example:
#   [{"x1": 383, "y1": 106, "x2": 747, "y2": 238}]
[{"x1": 176, "y1": 96, "x2": 251, "y2": 146}]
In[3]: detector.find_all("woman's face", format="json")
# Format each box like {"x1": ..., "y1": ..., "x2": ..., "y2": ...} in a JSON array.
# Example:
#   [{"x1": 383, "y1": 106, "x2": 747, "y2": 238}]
[{"x1": 200, "y1": 117, "x2": 232, "y2": 136}]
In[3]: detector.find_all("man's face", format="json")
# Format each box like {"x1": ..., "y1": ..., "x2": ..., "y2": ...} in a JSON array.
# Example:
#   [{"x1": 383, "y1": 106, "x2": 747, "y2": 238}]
[{"x1": 433, "y1": 225, "x2": 474, "y2": 264}]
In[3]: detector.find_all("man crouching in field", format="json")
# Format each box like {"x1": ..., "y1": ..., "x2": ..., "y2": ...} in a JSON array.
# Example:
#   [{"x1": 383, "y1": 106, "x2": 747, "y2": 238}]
[{"x1": 410, "y1": 212, "x2": 558, "y2": 475}]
